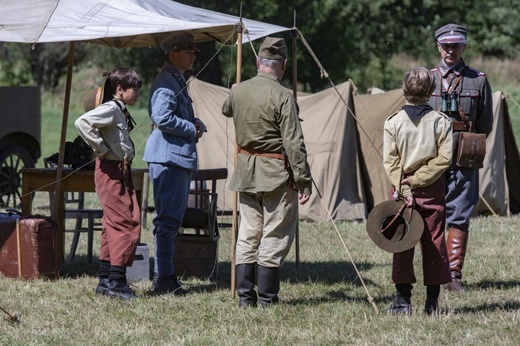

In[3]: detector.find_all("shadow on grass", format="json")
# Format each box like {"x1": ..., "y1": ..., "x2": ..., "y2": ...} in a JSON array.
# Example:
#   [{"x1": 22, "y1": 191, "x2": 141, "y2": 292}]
[
  {"x1": 451, "y1": 301, "x2": 520, "y2": 313},
  {"x1": 214, "y1": 260, "x2": 382, "y2": 289},
  {"x1": 59, "y1": 255, "x2": 100, "y2": 278},
  {"x1": 469, "y1": 279, "x2": 520, "y2": 290},
  {"x1": 284, "y1": 290, "x2": 394, "y2": 307}
]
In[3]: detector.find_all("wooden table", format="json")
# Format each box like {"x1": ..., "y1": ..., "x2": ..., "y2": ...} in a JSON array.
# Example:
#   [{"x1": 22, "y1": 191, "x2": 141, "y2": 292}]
[{"x1": 21, "y1": 167, "x2": 147, "y2": 263}]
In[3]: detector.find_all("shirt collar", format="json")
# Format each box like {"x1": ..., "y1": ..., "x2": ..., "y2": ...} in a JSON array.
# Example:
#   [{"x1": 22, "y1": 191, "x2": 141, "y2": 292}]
[
  {"x1": 439, "y1": 59, "x2": 466, "y2": 77},
  {"x1": 257, "y1": 71, "x2": 283, "y2": 85},
  {"x1": 162, "y1": 61, "x2": 185, "y2": 83}
]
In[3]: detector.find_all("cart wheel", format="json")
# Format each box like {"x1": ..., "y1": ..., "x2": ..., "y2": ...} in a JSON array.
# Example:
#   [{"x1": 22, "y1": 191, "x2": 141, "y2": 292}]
[{"x1": 0, "y1": 146, "x2": 35, "y2": 208}]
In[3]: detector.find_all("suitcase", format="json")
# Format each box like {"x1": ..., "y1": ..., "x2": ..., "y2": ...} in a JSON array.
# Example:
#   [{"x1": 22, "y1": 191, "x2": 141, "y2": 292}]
[{"x1": 0, "y1": 211, "x2": 59, "y2": 279}]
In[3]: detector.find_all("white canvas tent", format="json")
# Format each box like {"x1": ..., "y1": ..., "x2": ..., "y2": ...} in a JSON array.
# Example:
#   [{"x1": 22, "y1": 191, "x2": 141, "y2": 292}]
[
  {"x1": 190, "y1": 77, "x2": 520, "y2": 221},
  {"x1": 0, "y1": 0, "x2": 288, "y2": 47}
]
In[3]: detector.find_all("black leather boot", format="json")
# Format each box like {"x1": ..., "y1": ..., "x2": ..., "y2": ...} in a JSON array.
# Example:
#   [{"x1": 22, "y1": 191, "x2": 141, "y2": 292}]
[
  {"x1": 95, "y1": 277, "x2": 109, "y2": 295},
  {"x1": 424, "y1": 298, "x2": 439, "y2": 315},
  {"x1": 236, "y1": 263, "x2": 257, "y2": 308},
  {"x1": 106, "y1": 279, "x2": 136, "y2": 300},
  {"x1": 95, "y1": 260, "x2": 111, "y2": 295},
  {"x1": 106, "y1": 265, "x2": 136, "y2": 300},
  {"x1": 257, "y1": 265, "x2": 280, "y2": 307},
  {"x1": 154, "y1": 275, "x2": 187, "y2": 296},
  {"x1": 425, "y1": 285, "x2": 440, "y2": 315},
  {"x1": 388, "y1": 284, "x2": 412, "y2": 315}
]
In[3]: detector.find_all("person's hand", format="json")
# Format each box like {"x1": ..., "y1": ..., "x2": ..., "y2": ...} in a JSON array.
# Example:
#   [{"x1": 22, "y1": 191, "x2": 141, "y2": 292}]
[
  {"x1": 195, "y1": 119, "x2": 207, "y2": 140},
  {"x1": 403, "y1": 195, "x2": 415, "y2": 208},
  {"x1": 298, "y1": 193, "x2": 310, "y2": 205}
]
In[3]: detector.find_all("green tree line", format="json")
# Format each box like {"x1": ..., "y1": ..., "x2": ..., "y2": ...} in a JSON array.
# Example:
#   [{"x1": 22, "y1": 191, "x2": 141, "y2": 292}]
[{"x1": 1, "y1": 0, "x2": 519, "y2": 93}]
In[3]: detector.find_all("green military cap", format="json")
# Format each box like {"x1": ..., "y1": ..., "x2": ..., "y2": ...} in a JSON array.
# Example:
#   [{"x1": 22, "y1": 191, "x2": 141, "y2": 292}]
[{"x1": 258, "y1": 37, "x2": 287, "y2": 60}]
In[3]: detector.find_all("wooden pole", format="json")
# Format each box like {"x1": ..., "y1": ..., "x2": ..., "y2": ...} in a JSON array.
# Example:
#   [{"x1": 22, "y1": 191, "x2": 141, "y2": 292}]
[
  {"x1": 292, "y1": 12, "x2": 300, "y2": 268},
  {"x1": 53, "y1": 41, "x2": 75, "y2": 265},
  {"x1": 230, "y1": 10, "x2": 244, "y2": 299}
]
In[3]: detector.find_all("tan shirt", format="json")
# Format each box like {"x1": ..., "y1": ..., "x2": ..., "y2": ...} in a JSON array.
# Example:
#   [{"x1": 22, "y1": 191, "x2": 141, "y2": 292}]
[
  {"x1": 383, "y1": 106, "x2": 452, "y2": 198},
  {"x1": 75, "y1": 100, "x2": 135, "y2": 161}
]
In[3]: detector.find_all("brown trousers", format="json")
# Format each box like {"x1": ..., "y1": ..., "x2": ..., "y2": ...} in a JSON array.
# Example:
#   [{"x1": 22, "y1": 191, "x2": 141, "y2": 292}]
[
  {"x1": 95, "y1": 158, "x2": 141, "y2": 267},
  {"x1": 392, "y1": 178, "x2": 451, "y2": 285}
]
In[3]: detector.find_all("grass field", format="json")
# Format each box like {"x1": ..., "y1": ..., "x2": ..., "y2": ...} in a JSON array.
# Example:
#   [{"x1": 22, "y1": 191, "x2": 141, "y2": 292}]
[
  {"x1": 1, "y1": 205, "x2": 519, "y2": 345},
  {"x1": 2, "y1": 59, "x2": 520, "y2": 345}
]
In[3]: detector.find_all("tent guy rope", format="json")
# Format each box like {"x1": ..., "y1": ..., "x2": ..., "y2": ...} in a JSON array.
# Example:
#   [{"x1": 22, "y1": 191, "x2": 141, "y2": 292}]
[
  {"x1": 312, "y1": 179, "x2": 380, "y2": 314},
  {"x1": 294, "y1": 27, "x2": 383, "y2": 161}
]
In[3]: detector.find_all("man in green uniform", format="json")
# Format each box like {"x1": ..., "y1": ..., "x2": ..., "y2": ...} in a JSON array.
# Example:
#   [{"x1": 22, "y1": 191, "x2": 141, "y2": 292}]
[{"x1": 222, "y1": 37, "x2": 312, "y2": 308}]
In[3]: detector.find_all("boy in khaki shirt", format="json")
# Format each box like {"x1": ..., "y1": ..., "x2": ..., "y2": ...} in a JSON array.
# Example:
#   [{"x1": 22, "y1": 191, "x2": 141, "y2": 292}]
[
  {"x1": 75, "y1": 67, "x2": 142, "y2": 300},
  {"x1": 383, "y1": 67, "x2": 452, "y2": 315}
]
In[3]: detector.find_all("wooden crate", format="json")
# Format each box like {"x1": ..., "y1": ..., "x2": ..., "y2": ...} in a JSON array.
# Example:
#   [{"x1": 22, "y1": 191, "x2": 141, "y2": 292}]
[{"x1": 173, "y1": 235, "x2": 219, "y2": 281}]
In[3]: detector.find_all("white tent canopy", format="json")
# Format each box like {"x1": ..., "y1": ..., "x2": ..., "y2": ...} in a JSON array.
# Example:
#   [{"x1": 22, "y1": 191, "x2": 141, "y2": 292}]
[{"x1": 0, "y1": 0, "x2": 289, "y2": 47}]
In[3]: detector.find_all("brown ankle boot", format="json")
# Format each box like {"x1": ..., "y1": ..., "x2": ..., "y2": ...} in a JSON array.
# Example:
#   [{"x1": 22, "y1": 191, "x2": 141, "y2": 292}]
[{"x1": 444, "y1": 228, "x2": 468, "y2": 291}]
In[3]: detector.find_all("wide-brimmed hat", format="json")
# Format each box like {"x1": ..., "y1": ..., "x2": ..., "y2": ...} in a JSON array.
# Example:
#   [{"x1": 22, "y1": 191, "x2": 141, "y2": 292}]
[
  {"x1": 365, "y1": 200, "x2": 424, "y2": 253},
  {"x1": 82, "y1": 77, "x2": 110, "y2": 112}
]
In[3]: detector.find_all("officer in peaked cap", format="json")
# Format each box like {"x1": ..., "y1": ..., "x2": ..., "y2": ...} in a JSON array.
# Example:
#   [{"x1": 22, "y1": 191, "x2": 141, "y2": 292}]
[
  {"x1": 144, "y1": 30, "x2": 206, "y2": 295},
  {"x1": 428, "y1": 23, "x2": 493, "y2": 292},
  {"x1": 435, "y1": 23, "x2": 467, "y2": 44},
  {"x1": 160, "y1": 32, "x2": 200, "y2": 54}
]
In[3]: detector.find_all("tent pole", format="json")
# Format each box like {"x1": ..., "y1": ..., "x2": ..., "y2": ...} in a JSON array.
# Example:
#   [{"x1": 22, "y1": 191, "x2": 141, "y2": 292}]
[
  {"x1": 230, "y1": 13, "x2": 244, "y2": 299},
  {"x1": 292, "y1": 11, "x2": 300, "y2": 268},
  {"x1": 53, "y1": 41, "x2": 75, "y2": 265}
]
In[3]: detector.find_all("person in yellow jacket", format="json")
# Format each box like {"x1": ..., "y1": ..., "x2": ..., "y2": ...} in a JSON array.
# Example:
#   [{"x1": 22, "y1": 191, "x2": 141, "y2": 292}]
[{"x1": 383, "y1": 67, "x2": 452, "y2": 314}]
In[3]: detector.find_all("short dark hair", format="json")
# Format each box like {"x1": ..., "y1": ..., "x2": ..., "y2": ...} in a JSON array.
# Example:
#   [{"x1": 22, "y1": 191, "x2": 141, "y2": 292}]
[
  {"x1": 105, "y1": 67, "x2": 142, "y2": 96},
  {"x1": 402, "y1": 67, "x2": 435, "y2": 103}
]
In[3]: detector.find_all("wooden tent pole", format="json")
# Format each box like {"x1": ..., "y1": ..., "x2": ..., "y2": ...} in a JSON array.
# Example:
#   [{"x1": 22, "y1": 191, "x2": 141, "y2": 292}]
[
  {"x1": 230, "y1": 12, "x2": 244, "y2": 299},
  {"x1": 291, "y1": 11, "x2": 300, "y2": 268},
  {"x1": 53, "y1": 41, "x2": 75, "y2": 265}
]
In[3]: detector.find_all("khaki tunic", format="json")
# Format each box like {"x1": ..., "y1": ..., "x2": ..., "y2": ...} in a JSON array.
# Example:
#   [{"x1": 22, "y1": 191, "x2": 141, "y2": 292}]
[
  {"x1": 222, "y1": 72, "x2": 312, "y2": 196},
  {"x1": 383, "y1": 107, "x2": 453, "y2": 198}
]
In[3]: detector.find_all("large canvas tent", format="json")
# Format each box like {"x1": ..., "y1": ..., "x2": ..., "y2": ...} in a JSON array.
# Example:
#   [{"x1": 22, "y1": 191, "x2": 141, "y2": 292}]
[
  {"x1": 192, "y1": 78, "x2": 367, "y2": 222},
  {"x1": 0, "y1": 0, "x2": 288, "y2": 47},
  {"x1": 190, "y1": 77, "x2": 520, "y2": 221}
]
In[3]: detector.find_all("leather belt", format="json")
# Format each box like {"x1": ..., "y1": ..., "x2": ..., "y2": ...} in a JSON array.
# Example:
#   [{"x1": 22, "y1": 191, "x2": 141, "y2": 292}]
[{"x1": 238, "y1": 146, "x2": 283, "y2": 160}]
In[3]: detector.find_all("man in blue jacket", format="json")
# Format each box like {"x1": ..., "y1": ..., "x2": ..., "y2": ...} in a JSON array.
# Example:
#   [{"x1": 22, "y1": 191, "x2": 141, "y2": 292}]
[{"x1": 144, "y1": 32, "x2": 207, "y2": 295}]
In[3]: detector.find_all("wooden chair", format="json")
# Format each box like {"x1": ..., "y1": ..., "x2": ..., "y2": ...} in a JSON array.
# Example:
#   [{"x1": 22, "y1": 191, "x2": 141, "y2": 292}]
[
  {"x1": 180, "y1": 168, "x2": 228, "y2": 239},
  {"x1": 44, "y1": 157, "x2": 103, "y2": 264},
  {"x1": 175, "y1": 168, "x2": 228, "y2": 280}
]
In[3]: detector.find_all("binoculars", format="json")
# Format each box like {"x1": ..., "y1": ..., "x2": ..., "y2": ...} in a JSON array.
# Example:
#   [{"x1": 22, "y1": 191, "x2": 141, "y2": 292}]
[{"x1": 441, "y1": 92, "x2": 459, "y2": 113}]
